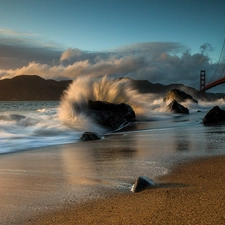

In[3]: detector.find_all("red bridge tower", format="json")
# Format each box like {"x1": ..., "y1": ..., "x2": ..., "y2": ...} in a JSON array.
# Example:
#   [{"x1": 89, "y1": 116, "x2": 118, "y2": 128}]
[{"x1": 200, "y1": 70, "x2": 206, "y2": 91}]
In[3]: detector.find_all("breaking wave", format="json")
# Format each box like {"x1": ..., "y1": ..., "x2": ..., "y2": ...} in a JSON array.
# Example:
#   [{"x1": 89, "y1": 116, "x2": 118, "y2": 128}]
[{"x1": 58, "y1": 75, "x2": 169, "y2": 133}]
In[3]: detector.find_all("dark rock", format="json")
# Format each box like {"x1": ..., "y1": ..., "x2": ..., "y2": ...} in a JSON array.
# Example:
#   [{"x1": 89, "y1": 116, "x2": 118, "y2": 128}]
[
  {"x1": 131, "y1": 176, "x2": 155, "y2": 193},
  {"x1": 164, "y1": 89, "x2": 198, "y2": 103},
  {"x1": 87, "y1": 100, "x2": 136, "y2": 130},
  {"x1": 202, "y1": 106, "x2": 225, "y2": 124},
  {"x1": 167, "y1": 100, "x2": 189, "y2": 114},
  {"x1": 9, "y1": 114, "x2": 26, "y2": 121},
  {"x1": 80, "y1": 132, "x2": 102, "y2": 141}
]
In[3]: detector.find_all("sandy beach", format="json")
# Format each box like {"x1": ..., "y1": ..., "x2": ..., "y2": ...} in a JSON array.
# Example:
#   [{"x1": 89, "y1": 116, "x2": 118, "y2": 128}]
[
  {"x1": 1, "y1": 111, "x2": 225, "y2": 225},
  {"x1": 21, "y1": 155, "x2": 225, "y2": 225}
]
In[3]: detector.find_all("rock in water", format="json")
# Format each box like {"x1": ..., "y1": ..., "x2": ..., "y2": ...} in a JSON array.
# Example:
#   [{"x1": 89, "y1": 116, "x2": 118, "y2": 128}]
[
  {"x1": 80, "y1": 132, "x2": 102, "y2": 141},
  {"x1": 164, "y1": 88, "x2": 198, "y2": 103},
  {"x1": 203, "y1": 106, "x2": 225, "y2": 124},
  {"x1": 167, "y1": 100, "x2": 189, "y2": 114},
  {"x1": 87, "y1": 100, "x2": 136, "y2": 130},
  {"x1": 131, "y1": 176, "x2": 155, "y2": 193}
]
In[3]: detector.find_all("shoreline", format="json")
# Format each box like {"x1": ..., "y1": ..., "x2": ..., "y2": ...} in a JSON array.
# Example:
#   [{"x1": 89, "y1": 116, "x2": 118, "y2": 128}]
[{"x1": 23, "y1": 155, "x2": 225, "y2": 225}]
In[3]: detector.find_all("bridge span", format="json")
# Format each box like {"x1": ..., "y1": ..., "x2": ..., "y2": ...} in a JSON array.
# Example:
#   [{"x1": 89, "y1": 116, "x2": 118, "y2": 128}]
[
  {"x1": 200, "y1": 70, "x2": 225, "y2": 92},
  {"x1": 200, "y1": 39, "x2": 225, "y2": 93}
]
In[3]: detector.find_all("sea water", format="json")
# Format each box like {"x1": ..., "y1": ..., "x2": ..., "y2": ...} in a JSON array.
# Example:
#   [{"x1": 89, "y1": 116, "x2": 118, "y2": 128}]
[
  {"x1": 0, "y1": 101, "x2": 82, "y2": 154},
  {"x1": 1, "y1": 76, "x2": 225, "y2": 156},
  {"x1": 1, "y1": 76, "x2": 225, "y2": 223}
]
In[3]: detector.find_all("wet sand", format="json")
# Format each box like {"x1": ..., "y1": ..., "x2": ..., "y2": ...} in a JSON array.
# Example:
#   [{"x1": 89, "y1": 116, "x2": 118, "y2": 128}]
[{"x1": 24, "y1": 155, "x2": 225, "y2": 225}]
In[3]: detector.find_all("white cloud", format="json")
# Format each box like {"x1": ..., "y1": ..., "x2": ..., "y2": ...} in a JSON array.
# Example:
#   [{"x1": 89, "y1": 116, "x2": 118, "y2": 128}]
[
  {"x1": 0, "y1": 28, "x2": 37, "y2": 37},
  {"x1": 0, "y1": 39, "x2": 217, "y2": 90},
  {"x1": 0, "y1": 28, "x2": 63, "y2": 69},
  {"x1": 60, "y1": 48, "x2": 82, "y2": 61},
  {"x1": 0, "y1": 56, "x2": 145, "y2": 80}
]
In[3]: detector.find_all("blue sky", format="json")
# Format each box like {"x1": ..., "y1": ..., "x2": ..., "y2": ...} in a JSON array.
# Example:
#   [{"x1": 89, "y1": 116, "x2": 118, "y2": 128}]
[{"x1": 0, "y1": 0, "x2": 225, "y2": 91}]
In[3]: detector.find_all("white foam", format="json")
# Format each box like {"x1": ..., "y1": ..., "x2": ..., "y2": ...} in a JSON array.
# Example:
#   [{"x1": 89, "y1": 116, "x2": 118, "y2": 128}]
[
  {"x1": 0, "y1": 107, "x2": 81, "y2": 154},
  {"x1": 58, "y1": 76, "x2": 173, "y2": 132}
]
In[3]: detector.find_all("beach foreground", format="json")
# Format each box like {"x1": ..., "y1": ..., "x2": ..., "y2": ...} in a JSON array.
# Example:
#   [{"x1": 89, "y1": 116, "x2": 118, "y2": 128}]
[{"x1": 24, "y1": 155, "x2": 225, "y2": 225}]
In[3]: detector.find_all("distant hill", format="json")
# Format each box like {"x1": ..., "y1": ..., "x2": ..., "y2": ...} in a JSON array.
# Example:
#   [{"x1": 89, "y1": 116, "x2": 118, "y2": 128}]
[
  {"x1": 130, "y1": 79, "x2": 199, "y2": 98},
  {"x1": 0, "y1": 75, "x2": 223, "y2": 101},
  {"x1": 130, "y1": 79, "x2": 225, "y2": 100},
  {"x1": 0, "y1": 75, "x2": 72, "y2": 101}
]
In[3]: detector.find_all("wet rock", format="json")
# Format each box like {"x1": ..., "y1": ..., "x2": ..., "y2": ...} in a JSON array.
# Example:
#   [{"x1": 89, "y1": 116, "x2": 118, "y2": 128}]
[
  {"x1": 167, "y1": 100, "x2": 189, "y2": 114},
  {"x1": 80, "y1": 132, "x2": 102, "y2": 141},
  {"x1": 131, "y1": 176, "x2": 155, "y2": 193},
  {"x1": 87, "y1": 100, "x2": 136, "y2": 130},
  {"x1": 203, "y1": 106, "x2": 225, "y2": 124},
  {"x1": 164, "y1": 88, "x2": 198, "y2": 103}
]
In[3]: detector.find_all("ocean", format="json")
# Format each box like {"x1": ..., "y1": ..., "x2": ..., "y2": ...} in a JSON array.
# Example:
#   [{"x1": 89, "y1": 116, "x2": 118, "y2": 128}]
[
  {"x1": 1, "y1": 76, "x2": 225, "y2": 223},
  {"x1": 0, "y1": 101, "x2": 81, "y2": 154}
]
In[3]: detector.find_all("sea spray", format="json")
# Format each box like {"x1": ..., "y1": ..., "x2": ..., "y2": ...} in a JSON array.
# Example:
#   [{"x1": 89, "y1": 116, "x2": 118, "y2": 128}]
[
  {"x1": 58, "y1": 75, "x2": 170, "y2": 132},
  {"x1": 0, "y1": 101, "x2": 80, "y2": 154}
]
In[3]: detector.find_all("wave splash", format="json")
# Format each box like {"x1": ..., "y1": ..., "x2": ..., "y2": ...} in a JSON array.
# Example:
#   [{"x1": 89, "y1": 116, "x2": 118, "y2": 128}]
[
  {"x1": 58, "y1": 76, "x2": 162, "y2": 133},
  {"x1": 0, "y1": 105, "x2": 81, "y2": 154}
]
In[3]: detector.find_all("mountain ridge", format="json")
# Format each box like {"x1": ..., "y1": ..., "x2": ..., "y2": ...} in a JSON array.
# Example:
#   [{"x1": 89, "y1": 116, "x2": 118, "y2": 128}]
[
  {"x1": 0, "y1": 75, "x2": 72, "y2": 101},
  {"x1": 0, "y1": 75, "x2": 223, "y2": 101}
]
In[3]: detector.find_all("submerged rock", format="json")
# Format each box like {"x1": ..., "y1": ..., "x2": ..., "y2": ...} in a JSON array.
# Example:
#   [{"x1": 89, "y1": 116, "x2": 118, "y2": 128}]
[
  {"x1": 167, "y1": 100, "x2": 189, "y2": 114},
  {"x1": 131, "y1": 176, "x2": 155, "y2": 193},
  {"x1": 164, "y1": 88, "x2": 198, "y2": 103},
  {"x1": 203, "y1": 106, "x2": 225, "y2": 124},
  {"x1": 87, "y1": 100, "x2": 136, "y2": 130},
  {"x1": 80, "y1": 132, "x2": 102, "y2": 141}
]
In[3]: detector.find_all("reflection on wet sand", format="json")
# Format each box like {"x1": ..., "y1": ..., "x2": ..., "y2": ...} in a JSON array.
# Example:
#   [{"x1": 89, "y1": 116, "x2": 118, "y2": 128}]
[{"x1": 1, "y1": 119, "x2": 225, "y2": 224}]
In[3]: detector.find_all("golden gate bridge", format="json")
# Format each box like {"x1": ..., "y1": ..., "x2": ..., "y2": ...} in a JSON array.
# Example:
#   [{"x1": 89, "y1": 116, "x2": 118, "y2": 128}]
[{"x1": 200, "y1": 38, "x2": 225, "y2": 92}]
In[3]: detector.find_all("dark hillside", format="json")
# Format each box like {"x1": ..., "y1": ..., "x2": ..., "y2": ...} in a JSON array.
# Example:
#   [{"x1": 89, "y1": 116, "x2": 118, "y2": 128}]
[
  {"x1": 0, "y1": 75, "x2": 223, "y2": 101},
  {"x1": 0, "y1": 75, "x2": 72, "y2": 100}
]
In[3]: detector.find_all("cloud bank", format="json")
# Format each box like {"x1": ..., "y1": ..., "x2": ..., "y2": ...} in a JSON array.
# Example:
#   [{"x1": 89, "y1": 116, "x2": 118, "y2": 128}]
[{"x1": 0, "y1": 30, "x2": 217, "y2": 90}]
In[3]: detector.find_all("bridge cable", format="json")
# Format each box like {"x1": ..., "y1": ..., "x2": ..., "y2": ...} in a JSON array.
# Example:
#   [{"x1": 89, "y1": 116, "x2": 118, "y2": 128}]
[
  {"x1": 220, "y1": 62, "x2": 225, "y2": 78},
  {"x1": 210, "y1": 38, "x2": 225, "y2": 83}
]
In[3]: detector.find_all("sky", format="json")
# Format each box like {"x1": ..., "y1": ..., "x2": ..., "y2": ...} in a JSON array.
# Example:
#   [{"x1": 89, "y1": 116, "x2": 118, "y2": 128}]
[{"x1": 0, "y1": 0, "x2": 225, "y2": 91}]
